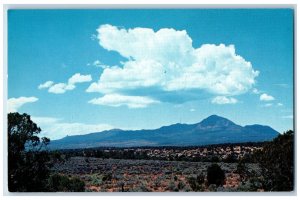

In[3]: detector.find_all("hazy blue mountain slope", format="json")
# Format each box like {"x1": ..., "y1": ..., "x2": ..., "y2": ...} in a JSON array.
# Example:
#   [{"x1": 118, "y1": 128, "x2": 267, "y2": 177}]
[{"x1": 49, "y1": 115, "x2": 279, "y2": 149}]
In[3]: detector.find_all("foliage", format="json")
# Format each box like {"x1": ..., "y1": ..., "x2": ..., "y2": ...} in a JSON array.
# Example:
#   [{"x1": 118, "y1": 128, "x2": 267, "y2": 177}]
[
  {"x1": 256, "y1": 130, "x2": 294, "y2": 191},
  {"x1": 57, "y1": 142, "x2": 265, "y2": 163},
  {"x1": 102, "y1": 173, "x2": 112, "y2": 182},
  {"x1": 177, "y1": 181, "x2": 185, "y2": 190},
  {"x1": 187, "y1": 174, "x2": 205, "y2": 191},
  {"x1": 90, "y1": 174, "x2": 102, "y2": 186},
  {"x1": 168, "y1": 180, "x2": 177, "y2": 191},
  {"x1": 8, "y1": 112, "x2": 51, "y2": 192},
  {"x1": 206, "y1": 164, "x2": 225, "y2": 187},
  {"x1": 48, "y1": 174, "x2": 85, "y2": 192},
  {"x1": 236, "y1": 159, "x2": 248, "y2": 182}
]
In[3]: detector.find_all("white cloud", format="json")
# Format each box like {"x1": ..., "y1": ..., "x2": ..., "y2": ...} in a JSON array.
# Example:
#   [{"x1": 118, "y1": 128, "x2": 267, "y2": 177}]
[
  {"x1": 41, "y1": 73, "x2": 92, "y2": 94},
  {"x1": 189, "y1": 108, "x2": 196, "y2": 112},
  {"x1": 48, "y1": 83, "x2": 69, "y2": 94},
  {"x1": 8, "y1": 96, "x2": 38, "y2": 113},
  {"x1": 275, "y1": 83, "x2": 289, "y2": 88},
  {"x1": 90, "y1": 60, "x2": 110, "y2": 69},
  {"x1": 260, "y1": 93, "x2": 275, "y2": 101},
  {"x1": 31, "y1": 116, "x2": 61, "y2": 124},
  {"x1": 68, "y1": 73, "x2": 92, "y2": 85},
  {"x1": 277, "y1": 103, "x2": 283, "y2": 107},
  {"x1": 38, "y1": 81, "x2": 54, "y2": 89},
  {"x1": 87, "y1": 25, "x2": 259, "y2": 105},
  {"x1": 86, "y1": 60, "x2": 164, "y2": 93},
  {"x1": 90, "y1": 34, "x2": 97, "y2": 41},
  {"x1": 263, "y1": 103, "x2": 273, "y2": 107},
  {"x1": 252, "y1": 88, "x2": 261, "y2": 94},
  {"x1": 282, "y1": 115, "x2": 293, "y2": 119},
  {"x1": 211, "y1": 96, "x2": 238, "y2": 104},
  {"x1": 93, "y1": 60, "x2": 101, "y2": 66},
  {"x1": 88, "y1": 93, "x2": 159, "y2": 108},
  {"x1": 32, "y1": 116, "x2": 114, "y2": 140}
]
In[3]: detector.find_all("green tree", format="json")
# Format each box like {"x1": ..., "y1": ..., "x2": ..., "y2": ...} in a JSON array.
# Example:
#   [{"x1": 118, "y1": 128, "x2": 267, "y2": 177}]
[
  {"x1": 8, "y1": 112, "x2": 51, "y2": 192},
  {"x1": 256, "y1": 130, "x2": 294, "y2": 191},
  {"x1": 206, "y1": 163, "x2": 225, "y2": 187}
]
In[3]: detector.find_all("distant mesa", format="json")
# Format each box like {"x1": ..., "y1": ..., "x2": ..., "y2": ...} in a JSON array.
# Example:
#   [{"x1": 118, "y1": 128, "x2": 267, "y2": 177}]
[
  {"x1": 49, "y1": 115, "x2": 279, "y2": 149},
  {"x1": 196, "y1": 115, "x2": 238, "y2": 130}
]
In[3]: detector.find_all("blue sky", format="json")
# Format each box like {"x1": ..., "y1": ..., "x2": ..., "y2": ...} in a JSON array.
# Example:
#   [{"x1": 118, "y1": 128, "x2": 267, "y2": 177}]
[{"x1": 8, "y1": 9, "x2": 294, "y2": 140}]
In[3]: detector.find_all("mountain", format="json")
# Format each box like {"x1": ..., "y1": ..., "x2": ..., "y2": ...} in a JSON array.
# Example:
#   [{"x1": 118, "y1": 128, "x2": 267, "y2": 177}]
[{"x1": 49, "y1": 115, "x2": 279, "y2": 149}]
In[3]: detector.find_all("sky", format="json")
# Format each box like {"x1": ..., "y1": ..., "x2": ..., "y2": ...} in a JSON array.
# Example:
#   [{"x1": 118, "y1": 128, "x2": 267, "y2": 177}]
[{"x1": 8, "y1": 9, "x2": 294, "y2": 140}]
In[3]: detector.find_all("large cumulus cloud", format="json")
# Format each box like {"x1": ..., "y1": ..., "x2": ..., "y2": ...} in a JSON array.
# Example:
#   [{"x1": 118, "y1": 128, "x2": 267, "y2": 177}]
[{"x1": 87, "y1": 24, "x2": 259, "y2": 108}]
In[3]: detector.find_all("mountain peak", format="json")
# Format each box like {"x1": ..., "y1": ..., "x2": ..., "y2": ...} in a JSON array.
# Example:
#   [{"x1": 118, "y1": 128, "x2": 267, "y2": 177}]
[{"x1": 199, "y1": 115, "x2": 236, "y2": 127}]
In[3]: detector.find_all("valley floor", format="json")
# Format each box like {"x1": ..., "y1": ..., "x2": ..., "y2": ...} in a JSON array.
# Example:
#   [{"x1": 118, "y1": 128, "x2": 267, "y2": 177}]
[{"x1": 52, "y1": 157, "x2": 261, "y2": 192}]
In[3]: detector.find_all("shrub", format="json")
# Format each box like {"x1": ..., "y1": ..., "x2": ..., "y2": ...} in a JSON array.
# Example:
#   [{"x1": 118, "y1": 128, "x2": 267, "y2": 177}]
[
  {"x1": 90, "y1": 174, "x2": 102, "y2": 186},
  {"x1": 173, "y1": 175, "x2": 178, "y2": 181},
  {"x1": 48, "y1": 174, "x2": 85, "y2": 192},
  {"x1": 206, "y1": 164, "x2": 225, "y2": 187},
  {"x1": 196, "y1": 173, "x2": 205, "y2": 185},
  {"x1": 187, "y1": 176, "x2": 205, "y2": 191},
  {"x1": 102, "y1": 173, "x2": 112, "y2": 182},
  {"x1": 168, "y1": 181, "x2": 177, "y2": 191},
  {"x1": 177, "y1": 181, "x2": 185, "y2": 190}
]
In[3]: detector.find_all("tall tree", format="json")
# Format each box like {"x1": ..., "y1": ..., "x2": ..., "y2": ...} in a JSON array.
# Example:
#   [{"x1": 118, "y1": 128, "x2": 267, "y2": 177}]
[
  {"x1": 256, "y1": 130, "x2": 294, "y2": 191},
  {"x1": 8, "y1": 112, "x2": 50, "y2": 192}
]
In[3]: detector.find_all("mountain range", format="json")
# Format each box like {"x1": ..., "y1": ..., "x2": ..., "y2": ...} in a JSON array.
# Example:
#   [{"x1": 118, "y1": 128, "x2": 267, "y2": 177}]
[{"x1": 49, "y1": 115, "x2": 279, "y2": 149}]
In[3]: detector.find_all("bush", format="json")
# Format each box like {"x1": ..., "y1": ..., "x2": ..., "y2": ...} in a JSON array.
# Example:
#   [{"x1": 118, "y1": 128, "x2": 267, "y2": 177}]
[
  {"x1": 90, "y1": 174, "x2": 102, "y2": 186},
  {"x1": 236, "y1": 160, "x2": 248, "y2": 182},
  {"x1": 177, "y1": 181, "x2": 185, "y2": 190},
  {"x1": 168, "y1": 181, "x2": 177, "y2": 191},
  {"x1": 187, "y1": 176, "x2": 205, "y2": 191},
  {"x1": 206, "y1": 164, "x2": 225, "y2": 186},
  {"x1": 102, "y1": 173, "x2": 112, "y2": 182},
  {"x1": 196, "y1": 173, "x2": 205, "y2": 185},
  {"x1": 48, "y1": 174, "x2": 85, "y2": 192}
]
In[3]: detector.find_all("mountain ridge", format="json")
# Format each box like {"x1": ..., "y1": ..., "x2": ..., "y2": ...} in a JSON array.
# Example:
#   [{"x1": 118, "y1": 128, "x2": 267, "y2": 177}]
[{"x1": 49, "y1": 115, "x2": 279, "y2": 149}]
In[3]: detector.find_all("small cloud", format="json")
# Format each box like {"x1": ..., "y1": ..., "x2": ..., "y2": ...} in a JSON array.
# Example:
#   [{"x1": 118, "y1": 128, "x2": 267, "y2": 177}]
[
  {"x1": 90, "y1": 34, "x2": 97, "y2": 41},
  {"x1": 282, "y1": 115, "x2": 293, "y2": 119},
  {"x1": 252, "y1": 88, "x2": 261, "y2": 94},
  {"x1": 68, "y1": 73, "x2": 92, "y2": 85},
  {"x1": 260, "y1": 93, "x2": 275, "y2": 101},
  {"x1": 263, "y1": 103, "x2": 273, "y2": 107},
  {"x1": 275, "y1": 83, "x2": 289, "y2": 88},
  {"x1": 88, "y1": 93, "x2": 159, "y2": 108},
  {"x1": 38, "y1": 81, "x2": 54, "y2": 89},
  {"x1": 211, "y1": 96, "x2": 238, "y2": 105},
  {"x1": 91, "y1": 60, "x2": 110, "y2": 69},
  {"x1": 40, "y1": 73, "x2": 92, "y2": 94},
  {"x1": 174, "y1": 104, "x2": 183, "y2": 108},
  {"x1": 48, "y1": 83, "x2": 69, "y2": 94},
  {"x1": 277, "y1": 103, "x2": 283, "y2": 107},
  {"x1": 189, "y1": 108, "x2": 196, "y2": 112},
  {"x1": 93, "y1": 60, "x2": 101, "y2": 67},
  {"x1": 8, "y1": 96, "x2": 38, "y2": 113}
]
